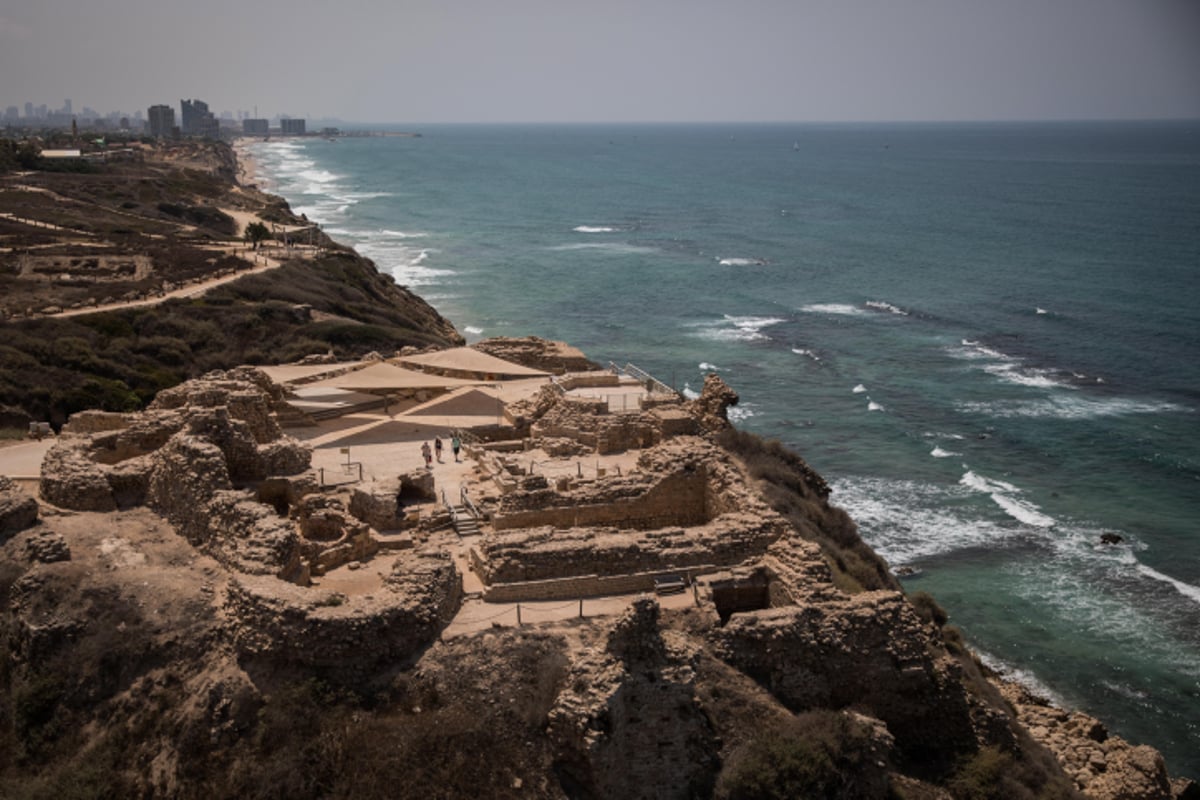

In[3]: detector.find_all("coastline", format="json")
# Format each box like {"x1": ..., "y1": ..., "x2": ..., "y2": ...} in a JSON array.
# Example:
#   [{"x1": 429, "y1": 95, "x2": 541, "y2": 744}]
[
  {"x1": 232, "y1": 136, "x2": 267, "y2": 190},
  {"x1": 232, "y1": 139, "x2": 1197, "y2": 794}
]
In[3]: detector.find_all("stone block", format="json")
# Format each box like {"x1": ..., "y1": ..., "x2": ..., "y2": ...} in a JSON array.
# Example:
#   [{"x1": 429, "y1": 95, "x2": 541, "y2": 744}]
[{"x1": 0, "y1": 476, "x2": 39, "y2": 539}]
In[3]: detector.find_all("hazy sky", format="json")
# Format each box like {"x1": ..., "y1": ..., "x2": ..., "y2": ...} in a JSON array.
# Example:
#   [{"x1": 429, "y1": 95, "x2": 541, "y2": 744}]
[{"x1": 2, "y1": 0, "x2": 1198, "y2": 123}]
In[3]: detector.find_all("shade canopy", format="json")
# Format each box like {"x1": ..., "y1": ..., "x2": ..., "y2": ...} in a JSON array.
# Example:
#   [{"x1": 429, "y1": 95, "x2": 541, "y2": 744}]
[
  {"x1": 304, "y1": 362, "x2": 481, "y2": 392},
  {"x1": 397, "y1": 347, "x2": 550, "y2": 378}
]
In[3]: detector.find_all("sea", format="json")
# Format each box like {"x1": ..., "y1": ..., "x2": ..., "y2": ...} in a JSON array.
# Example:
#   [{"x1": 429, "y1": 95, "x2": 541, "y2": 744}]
[{"x1": 247, "y1": 121, "x2": 1200, "y2": 776}]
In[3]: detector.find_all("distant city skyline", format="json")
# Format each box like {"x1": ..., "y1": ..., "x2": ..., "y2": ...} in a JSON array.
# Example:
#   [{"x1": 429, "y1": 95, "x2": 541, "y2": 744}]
[{"x1": 2, "y1": 0, "x2": 1198, "y2": 124}]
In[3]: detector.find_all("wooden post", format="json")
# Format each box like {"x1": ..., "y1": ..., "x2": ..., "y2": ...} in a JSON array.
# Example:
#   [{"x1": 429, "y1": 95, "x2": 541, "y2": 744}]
[{"x1": 516, "y1": 603, "x2": 522, "y2": 626}]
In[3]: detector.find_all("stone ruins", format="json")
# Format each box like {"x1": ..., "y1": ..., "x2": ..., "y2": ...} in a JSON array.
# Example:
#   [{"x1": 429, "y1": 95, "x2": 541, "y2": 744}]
[{"x1": 20, "y1": 341, "x2": 1191, "y2": 798}]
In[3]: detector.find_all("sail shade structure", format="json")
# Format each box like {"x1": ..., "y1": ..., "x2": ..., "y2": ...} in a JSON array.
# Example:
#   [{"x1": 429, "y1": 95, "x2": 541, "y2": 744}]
[
  {"x1": 304, "y1": 362, "x2": 481, "y2": 391},
  {"x1": 396, "y1": 347, "x2": 550, "y2": 378}
]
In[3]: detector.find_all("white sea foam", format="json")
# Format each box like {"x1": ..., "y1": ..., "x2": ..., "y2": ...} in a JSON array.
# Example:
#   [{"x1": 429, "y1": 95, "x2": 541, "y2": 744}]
[
  {"x1": 718, "y1": 257, "x2": 766, "y2": 266},
  {"x1": 698, "y1": 362, "x2": 721, "y2": 372},
  {"x1": 1036, "y1": 307, "x2": 1048, "y2": 314},
  {"x1": 801, "y1": 303, "x2": 864, "y2": 316},
  {"x1": 957, "y1": 396, "x2": 1186, "y2": 420},
  {"x1": 690, "y1": 315, "x2": 785, "y2": 342},
  {"x1": 1136, "y1": 564, "x2": 1200, "y2": 605},
  {"x1": 377, "y1": 229, "x2": 428, "y2": 239},
  {"x1": 867, "y1": 401, "x2": 885, "y2": 412},
  {"x1": 960, "y1": 470, "x2": 1056, "y2": 528},
  {"x1": 355, "y1": 241, "x2": 455, "y2": 288},
  {"x1": 547, "y1": 242, "x2": 657, "y2": 254},
  {"x1": 573, "y1": 225, "x2": 617, "y2": 233},
  {"x1": 792, "y1": 348, "x2": 821, "y2": 362},
  {"x1": 338, "y1": 191, "x2": 394, "y2": 201},
  {"x1": 930, "y1": 447, "x2": 960, "y2": 458},
  {"x1": 865, "y1": 300, "x2": 908, "y2": 316},
  {"x1": 951, "y1": 341, "x2": 1012, "y2": 361},
  {"x1": 464, "y1": 325, "x2": 484, "y2": 335},
  {"x1": 981, "y1": 362, "x2": 1074, "y2": 389},
  {"x1": 298, "y1": 168, "x2": 341, "y2": 185},
  {"x1": 681, "y1": 383, "x2": 700, "y2": 400},
  {"x1": 832, "y1": 476, "x2": 1019, "y2": 562},
  {"x1": 974, "y1": 650, "x2": 1067, "y2": 707},
  {"x1": 852, "y1": 384, "x2": 867, "y2": 393},
  {"x1": 728, "y1": 404, "x2": 756, "y2": 422}
]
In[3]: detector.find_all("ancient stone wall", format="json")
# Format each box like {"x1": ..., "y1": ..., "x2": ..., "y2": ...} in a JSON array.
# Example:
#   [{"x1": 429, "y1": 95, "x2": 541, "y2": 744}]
[
  {"x1": 714, "y1": 590, "x2": 985, "y2": 769},
  {"x1": 548, "y1": 599, "x2": 720, "y2": 799},
  {"x1": 477, "y1": 511, "x2": 786, "y2": 585},
  {"x1": 480, "y1": 565, "x2": 715, "y2": 602},
  {"x1": 225, "y1": 549, "x2": 461, "y2": 685},
  {"x1": 494, "y1": 467, "x2": 709, "y2": 532},
  {"x1": 0, "y1": 476, "x2": 39, "y2": 540}
]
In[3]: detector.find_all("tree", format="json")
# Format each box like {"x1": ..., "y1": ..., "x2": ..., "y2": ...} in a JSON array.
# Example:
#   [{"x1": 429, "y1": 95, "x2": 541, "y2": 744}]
[{"x1": 244, "y1": 221, "x2": 270, "y2": 250}]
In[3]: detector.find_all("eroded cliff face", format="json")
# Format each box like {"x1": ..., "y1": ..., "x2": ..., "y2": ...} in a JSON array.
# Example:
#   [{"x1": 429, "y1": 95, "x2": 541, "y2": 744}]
[{"x1": 0, "y1": 370, "x2": 1194, "y2": 798}]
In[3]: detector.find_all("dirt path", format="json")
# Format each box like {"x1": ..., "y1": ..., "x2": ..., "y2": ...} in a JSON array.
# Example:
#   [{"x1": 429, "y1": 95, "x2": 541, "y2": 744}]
[{"x1": 49, "y1": 245, "x2": 293, "y2": 319}]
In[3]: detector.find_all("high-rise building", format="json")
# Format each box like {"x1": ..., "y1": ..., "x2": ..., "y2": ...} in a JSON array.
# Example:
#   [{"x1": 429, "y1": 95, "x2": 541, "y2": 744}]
[
  {"x1": 63, "y1": 98, "x2": 72, "y2": 115},
  {"x1": 180, "y1": 98, "x2": 219, "y2": 138},
  {"x1": 23, "y1": 102, "x2": 33, "y2": 118},
  {"x1": 280, "y1": 117, "x2": 306, "y2": 135},
  {"x1": 242, "y1": 118, "x2": 269, "y2": 135},
  {"x1": 147, "y1": 104, "x2": 175, "y2": 138},
  {"x1": 4, "y1": 106, "x2": 19, "y2": 122}
]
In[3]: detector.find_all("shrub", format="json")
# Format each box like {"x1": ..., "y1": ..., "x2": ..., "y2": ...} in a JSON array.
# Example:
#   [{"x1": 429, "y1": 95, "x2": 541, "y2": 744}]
[
  {"x1": 909, "y1": 591, "x2": 949, "y2": 628},
  {"x1": 719, "y1": 428, "x2": 896, "y2": 592},
  {"x1": 715, "y1": 710, "x2": 890, "y2": 800}
]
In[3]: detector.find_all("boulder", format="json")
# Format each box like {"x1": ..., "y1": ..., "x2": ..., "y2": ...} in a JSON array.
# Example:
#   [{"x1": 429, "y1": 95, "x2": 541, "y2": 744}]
[
  {"x1": 25, "y1": 530, "x2": 70, "y2": 563},
  {"x1": 688, "y1": 374, "x2": 739, "y2": 434},
  {"x1": 0, "y1": 476, "x2": 39, "y2": 539}
]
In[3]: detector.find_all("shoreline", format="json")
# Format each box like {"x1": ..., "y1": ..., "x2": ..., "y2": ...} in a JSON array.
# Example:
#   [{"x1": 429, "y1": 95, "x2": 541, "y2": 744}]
[
  {"x1": 231, "y1": 136, "x2": 269, "y2": 191},
  {"x1": 223, "y1": 139, "x2": 1195, "y2": 789}
]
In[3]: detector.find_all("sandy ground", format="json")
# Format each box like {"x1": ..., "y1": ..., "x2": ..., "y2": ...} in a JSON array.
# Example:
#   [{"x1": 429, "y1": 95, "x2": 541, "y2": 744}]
[
  {"x1": 232, "y1": 138, "x2": 265, "y2": 189},
  {"x1": 0, "y1": 438, "x2": 54, "y2": 478},
  {"x1": 443, "y1": 589, "x2": 696, "y2": 639}
]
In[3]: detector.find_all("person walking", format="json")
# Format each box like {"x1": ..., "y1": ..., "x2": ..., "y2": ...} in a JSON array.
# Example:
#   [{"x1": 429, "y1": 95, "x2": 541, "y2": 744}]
[
  {"x1": 451, "y1": 434, "x2": 462, "y2": 462},
  {"x1": 421, "y1": 441, "x2": 432, "y2": 469},
  {"x1": 434, "y1": 437, "x2": 444, "y2": 463}
]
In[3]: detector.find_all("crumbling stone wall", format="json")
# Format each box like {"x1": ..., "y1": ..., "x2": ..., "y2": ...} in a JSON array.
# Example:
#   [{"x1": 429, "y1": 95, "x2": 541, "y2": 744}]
[
  {"x1": 0, "y1": 476, "x2": 39, "y2": 540},
  {"x1": 493, "y1": 438, "x2": 763, "y2": 533},
  {"x1": 225, "y1": 549, "x2": 461, "y2": 685},
  {"x1": 713, "y1": 590, "x2": 983, "y2": 769},
  {"x1": 494, "y1": 467, "x2": 709, "y2": 532},
  {"x1": 548, "y1": 599, "x2": 720, "y2": 799},
  {"x1": 530, "y1": 397, "x2": 663, "y2": 454},
  {"x1": 477, "y1": 511, "x2": 786, "y2": 585},
  {"x1": 40, "y1": 369, "x2": 315, "y2": 582}
]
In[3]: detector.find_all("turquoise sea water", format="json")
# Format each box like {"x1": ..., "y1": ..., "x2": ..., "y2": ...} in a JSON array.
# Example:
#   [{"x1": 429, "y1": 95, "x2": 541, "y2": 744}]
[{"x1": 249, "y1": 122, "x2": 1200, "y2": 776}]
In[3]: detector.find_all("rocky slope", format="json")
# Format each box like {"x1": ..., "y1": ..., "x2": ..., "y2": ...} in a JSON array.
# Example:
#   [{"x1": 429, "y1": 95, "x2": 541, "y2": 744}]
[
  {"x1": 0, "y1": 365, "x2": 1194, "y2": 799},
  {"x1": 0, "y1": 139, "x2": 462, "y2": 429}
]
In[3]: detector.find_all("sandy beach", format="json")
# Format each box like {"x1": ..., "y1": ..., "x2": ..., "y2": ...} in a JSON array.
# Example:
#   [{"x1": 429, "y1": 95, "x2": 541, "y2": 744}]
[{"x1": 232, "y1": 137, "x2": 267, "y2": 190}]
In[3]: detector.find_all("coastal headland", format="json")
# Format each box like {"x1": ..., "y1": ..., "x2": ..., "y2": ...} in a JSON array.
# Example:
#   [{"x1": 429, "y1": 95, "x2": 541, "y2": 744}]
[{"x1": 0, "y1": 139, "x2": 1195, "y2": 798}]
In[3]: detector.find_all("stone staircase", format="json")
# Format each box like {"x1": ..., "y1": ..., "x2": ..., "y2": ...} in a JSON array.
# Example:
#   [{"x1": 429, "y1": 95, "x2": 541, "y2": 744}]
[{"x1": 450, "y1": 505, "x2": 480, "y2": 537}]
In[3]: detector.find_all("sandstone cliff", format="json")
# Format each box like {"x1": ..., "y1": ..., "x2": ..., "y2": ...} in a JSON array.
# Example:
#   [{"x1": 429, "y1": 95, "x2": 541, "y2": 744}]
[{"x1": 2, "y1": 366, "x2": 1194, "y2": 799}]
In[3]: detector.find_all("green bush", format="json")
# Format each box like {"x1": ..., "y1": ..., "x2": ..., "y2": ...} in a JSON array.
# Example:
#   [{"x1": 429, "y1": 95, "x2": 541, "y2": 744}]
[
  {"x1": 719, "y1": 428, "x2": 896, "y2": 592},
  {"x1": 715, "y1": 711, "x2": 890, "y2": 800},
  {"x1": 909, "y1": 591, "x2": 949, "y2": 628}
]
